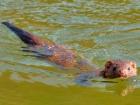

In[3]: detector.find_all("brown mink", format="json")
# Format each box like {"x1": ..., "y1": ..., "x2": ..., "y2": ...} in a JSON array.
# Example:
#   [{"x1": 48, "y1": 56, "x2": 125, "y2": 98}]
[{"x1": 2, "y1": 22, "x2": 137, "y2": 84}]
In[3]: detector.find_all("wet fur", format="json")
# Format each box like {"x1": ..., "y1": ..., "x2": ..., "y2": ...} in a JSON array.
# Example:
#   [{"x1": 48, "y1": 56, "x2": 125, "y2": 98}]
[
  {"x1": 2, "y1": 22, "x2": 95, "y2": 71},
  {"x1": 2, "y1": 22, "x2": 137, "y2": 79}
]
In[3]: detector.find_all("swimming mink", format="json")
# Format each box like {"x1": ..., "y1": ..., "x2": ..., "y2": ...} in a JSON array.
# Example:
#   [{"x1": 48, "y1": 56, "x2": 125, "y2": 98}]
[{"x1": 2, "y1": 22, "x2": 137, "y2": 83}]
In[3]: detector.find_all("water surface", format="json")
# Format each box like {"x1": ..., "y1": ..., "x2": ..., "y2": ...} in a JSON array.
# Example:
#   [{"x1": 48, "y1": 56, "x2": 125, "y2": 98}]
[{"x1": 0, "y1": 0, "x2": 140, "y2": 105}]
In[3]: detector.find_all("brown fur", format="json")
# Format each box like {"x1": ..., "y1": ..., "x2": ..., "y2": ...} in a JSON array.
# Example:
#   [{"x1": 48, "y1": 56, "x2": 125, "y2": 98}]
[
  {"x1": 102, "y1": 60, "x2": 137, "y2": 78},
  {"x1": 3, "y1": 22, "x2": 137, "y2": 79}
]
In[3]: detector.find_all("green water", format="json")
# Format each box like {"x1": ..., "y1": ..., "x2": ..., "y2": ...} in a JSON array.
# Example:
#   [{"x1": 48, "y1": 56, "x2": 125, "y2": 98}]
[{"x1": 0, "y1": 0, "x2": 140, "y2": 105}]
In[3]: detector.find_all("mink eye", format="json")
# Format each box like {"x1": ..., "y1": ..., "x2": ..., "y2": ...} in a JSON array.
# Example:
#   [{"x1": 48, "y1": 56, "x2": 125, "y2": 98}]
[
  {"x1": 128, "y1": 67, "x2": 131, "y2": 71},
  {"x1": 113, "y1": 67, "x2": 117, "y2": 72}
]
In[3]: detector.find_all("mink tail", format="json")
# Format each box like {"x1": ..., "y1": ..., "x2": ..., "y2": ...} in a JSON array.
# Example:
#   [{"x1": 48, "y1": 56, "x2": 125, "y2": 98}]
[{"x1": 2, "y1": 22, "x2": 41, "y2": 46}]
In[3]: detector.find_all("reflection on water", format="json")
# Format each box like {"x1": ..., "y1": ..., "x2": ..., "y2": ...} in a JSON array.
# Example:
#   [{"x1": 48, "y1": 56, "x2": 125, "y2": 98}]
[{"x1": 0, "y1": 0, "x2": 140, "y2": 104}]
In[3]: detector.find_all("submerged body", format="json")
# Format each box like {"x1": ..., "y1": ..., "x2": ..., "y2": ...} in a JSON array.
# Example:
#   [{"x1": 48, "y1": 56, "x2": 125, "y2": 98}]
[{"x1": 2, "y1": 22, "x2": 137, "y2": 81}]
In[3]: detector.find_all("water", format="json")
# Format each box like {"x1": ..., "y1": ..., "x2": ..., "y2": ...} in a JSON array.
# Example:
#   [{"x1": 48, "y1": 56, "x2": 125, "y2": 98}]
[{"x1": 0, "y1": 0, "x2": 140, "y2": 105}]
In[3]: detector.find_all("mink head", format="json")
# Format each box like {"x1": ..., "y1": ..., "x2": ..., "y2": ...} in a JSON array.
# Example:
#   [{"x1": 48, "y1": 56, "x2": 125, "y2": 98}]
[{"x1": 103, "y1": 60, "x2": 137, "y2": 79}]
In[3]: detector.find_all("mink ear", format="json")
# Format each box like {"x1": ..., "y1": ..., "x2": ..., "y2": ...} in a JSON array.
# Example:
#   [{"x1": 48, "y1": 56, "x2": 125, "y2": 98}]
[
  {"x1": 131, "y1": 62, "x2": 136, "y2": 68},
  {"x1": 105, "y1": 60, "x2": 113, "y2": 69}
]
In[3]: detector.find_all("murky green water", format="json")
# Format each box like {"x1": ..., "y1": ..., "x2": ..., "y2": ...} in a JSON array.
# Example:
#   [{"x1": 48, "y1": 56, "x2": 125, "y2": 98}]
[{"x1": 0, "y1": 0, "x2": 140, "y2": 105}]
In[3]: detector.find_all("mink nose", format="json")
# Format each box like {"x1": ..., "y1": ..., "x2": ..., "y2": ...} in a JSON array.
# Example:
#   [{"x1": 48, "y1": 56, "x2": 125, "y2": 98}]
[{"x1": 119, "y1": 70, "x2": 127, "y2": 77}]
